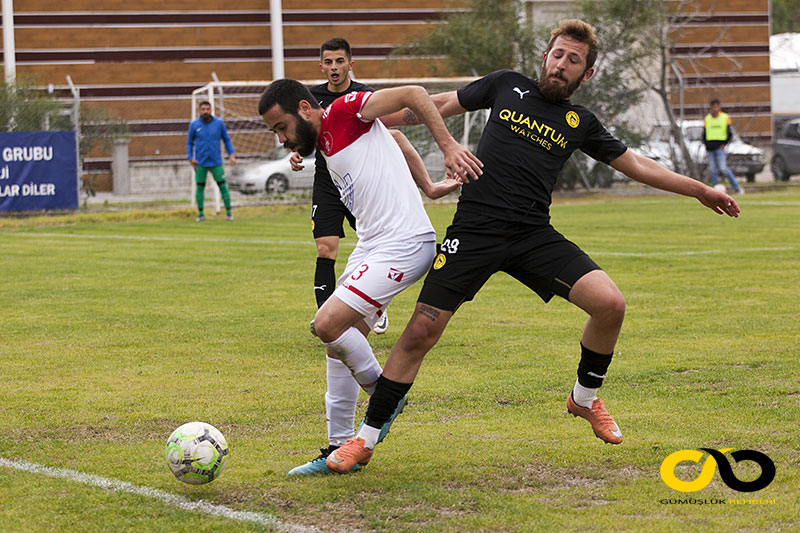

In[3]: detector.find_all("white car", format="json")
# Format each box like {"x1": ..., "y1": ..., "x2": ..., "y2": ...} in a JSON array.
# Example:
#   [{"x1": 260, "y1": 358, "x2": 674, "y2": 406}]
[
  {"x1": 228, "y1": 147, "x2": 316, "y2": 195},
  {"x1": 638, "y1": 120, "x2": 765, "y2": 182}
]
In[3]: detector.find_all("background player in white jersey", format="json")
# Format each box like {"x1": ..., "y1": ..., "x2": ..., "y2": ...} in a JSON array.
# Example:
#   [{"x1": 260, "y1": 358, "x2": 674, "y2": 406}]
[{"x1": 259, "y1": 79, "x2": 481, "y2": 473}]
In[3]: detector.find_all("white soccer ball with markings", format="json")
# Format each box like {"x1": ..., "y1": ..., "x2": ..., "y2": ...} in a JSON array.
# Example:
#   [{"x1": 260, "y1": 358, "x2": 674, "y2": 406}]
[
  {"x1": 165, "y1": 421, "x2": 229, "y2": 485},
  {"x1": 713, "y1": 184, "x2": 727, "y2": 193}
]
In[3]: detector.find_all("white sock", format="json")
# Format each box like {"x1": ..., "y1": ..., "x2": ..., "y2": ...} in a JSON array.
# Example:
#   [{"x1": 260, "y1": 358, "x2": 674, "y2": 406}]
[
  {"x1": 356, "y1": 423, "x2": 382, "y2": 450},
  {"x1": 322, "y1": 327, "x2": 382, "y2": 395},
  {"x1": 572, "y1": 378, "x2": 597, "y2": 408},
  {"x1": 325, "y1": 356, "x2": 360, "y2": 446}
]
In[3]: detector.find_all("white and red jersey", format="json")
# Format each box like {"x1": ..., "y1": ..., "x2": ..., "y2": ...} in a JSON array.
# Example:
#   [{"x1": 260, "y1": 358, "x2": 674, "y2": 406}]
[{"x1": 319, "y1": 91, "x2": 435, "y2": 248}]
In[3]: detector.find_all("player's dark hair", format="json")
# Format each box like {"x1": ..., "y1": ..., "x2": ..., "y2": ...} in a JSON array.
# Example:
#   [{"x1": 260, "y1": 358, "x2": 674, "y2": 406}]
[
  {"x1": 258, "y1": 79, "x2": 321, "y2": 116},
  {"x1": 710, "y1": 98, "x2": 721, "y2": 106},
  {"x1": 199, "y1": 100, "x2": 211, "y2": 107},
  {"x1": 320, "y1": 37, "x2": 352, "y2": 60},
  {"x1": 547, "y1": 19, "x2": 600, "y2": 71}
]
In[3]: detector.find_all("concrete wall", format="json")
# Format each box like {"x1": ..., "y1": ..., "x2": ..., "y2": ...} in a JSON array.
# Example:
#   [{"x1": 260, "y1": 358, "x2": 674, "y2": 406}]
[{"x1": 129, "y1": 161, "x2": 194, "y2": 194}]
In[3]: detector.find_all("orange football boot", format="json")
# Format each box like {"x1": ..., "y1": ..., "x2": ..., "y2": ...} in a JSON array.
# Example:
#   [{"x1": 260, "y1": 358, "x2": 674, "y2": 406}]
[
  {"x1": 325, "y1": 437, "x2": 373, "y2": 473},
  {"x1": 567, "y1": 393, "x2": 623, "y2": 444}
]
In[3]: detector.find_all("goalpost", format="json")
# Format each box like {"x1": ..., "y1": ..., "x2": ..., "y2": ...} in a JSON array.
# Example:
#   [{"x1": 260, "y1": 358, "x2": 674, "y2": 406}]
[{"x1": 189, "y1": 77, "x2": 487, "y2": 207}]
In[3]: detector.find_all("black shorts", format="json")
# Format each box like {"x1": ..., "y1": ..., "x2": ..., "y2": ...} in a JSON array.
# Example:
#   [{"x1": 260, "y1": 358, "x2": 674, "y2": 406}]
[
  {"x1": 311, "y1": 173, "x2": 356, "y2": 239},
  {"x1": 419, "y1": 210, "x2": 601, "y2": 312}
]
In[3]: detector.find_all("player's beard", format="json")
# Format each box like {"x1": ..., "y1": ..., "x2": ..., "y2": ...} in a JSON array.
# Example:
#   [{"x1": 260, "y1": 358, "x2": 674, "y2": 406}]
[
  {"x1": 538, "y1": 66, "x2": 583, "y2": 103},
  {"x1": 290, "y1": 114, "x2": 317, "y2": 157}
]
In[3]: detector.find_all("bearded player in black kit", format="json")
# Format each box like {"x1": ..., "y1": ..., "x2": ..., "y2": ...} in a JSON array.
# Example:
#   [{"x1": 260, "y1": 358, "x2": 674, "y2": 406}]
[{"x1": 326, "y1": 19, "x2": 741, "y2": 472}]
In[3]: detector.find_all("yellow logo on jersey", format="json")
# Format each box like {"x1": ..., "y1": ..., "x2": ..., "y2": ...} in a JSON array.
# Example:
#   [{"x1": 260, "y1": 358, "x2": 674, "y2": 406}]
[
  {"x1": 433, "y1": 253, "x2": 446, "y2": 270},
  {"x1": 566, "y1": 111, "x2": 580, "y2": 129},
  {"x1": 311, "y1": 220, "x2": 315, "y2": 231}
]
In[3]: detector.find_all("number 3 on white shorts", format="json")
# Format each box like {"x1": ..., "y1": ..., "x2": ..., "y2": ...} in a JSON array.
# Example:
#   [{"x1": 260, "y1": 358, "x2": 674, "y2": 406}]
[{"x1": 351, "y1": 263, "x2": 369, "y2": 280}]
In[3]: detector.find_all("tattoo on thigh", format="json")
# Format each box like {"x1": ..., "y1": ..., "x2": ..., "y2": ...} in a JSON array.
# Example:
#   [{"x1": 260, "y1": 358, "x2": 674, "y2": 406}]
[{"x1": 419, "y1": 304, "x2": 440, "y2": 322}]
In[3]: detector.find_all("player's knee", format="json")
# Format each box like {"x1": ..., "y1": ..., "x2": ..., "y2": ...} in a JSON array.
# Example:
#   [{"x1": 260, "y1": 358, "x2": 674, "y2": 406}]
[
  {"x1": 598, "y1": 291, "x2": 626, "y2": 328},
  {"x1": 396, "y1": 319, "x2": 439, "y2": 360},
  {"x1": 315, "y1": 242, "x2": 338, "y2": 260},
  {"x1": 311, "y1": 309, "x2": 339, "y2": 342}
]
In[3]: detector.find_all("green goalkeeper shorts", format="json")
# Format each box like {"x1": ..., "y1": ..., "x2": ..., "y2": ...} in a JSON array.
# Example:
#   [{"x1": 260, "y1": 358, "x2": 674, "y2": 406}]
[{"x1": 195, "y1": 165, "x2": 226, "y2": 184}]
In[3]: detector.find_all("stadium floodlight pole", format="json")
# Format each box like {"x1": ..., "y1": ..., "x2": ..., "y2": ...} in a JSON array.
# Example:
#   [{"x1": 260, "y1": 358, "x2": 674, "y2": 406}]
[
  {"x1": 269, "y1": 0, "x2": 285, "y2": 80},
  {"x1": 2, "y1": 0, "x2": 16, "y2": 84}
]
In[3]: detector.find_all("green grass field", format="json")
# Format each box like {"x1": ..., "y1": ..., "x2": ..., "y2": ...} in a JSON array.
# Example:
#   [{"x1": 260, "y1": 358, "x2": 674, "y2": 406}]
[{"x1": 1, "y1": 189, "x2": 798, "y2": 532}]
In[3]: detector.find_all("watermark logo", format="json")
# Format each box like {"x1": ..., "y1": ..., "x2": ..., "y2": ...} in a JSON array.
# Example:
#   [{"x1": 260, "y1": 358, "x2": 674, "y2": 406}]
[{"x1": 660, "y1": 448, "x2": 775, "y2": 493}]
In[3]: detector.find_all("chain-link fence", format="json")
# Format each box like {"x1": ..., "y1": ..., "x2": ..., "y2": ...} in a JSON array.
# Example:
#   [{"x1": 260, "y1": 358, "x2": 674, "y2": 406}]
[{"x1": 0, "y1": 79, "x2": 137, "y2": 201}]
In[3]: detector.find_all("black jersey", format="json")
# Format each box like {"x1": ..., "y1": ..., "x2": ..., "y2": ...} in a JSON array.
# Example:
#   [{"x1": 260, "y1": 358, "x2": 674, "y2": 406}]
[
  {"x1": 309, "y1": 80, "x2": 374, "y2": 181},
  {"x1": 456, "y1": 69, "x2": 627, "y2": 225}
]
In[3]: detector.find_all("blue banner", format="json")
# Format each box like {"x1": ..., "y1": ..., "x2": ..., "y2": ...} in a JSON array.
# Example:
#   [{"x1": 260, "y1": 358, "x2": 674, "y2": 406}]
[{"x1": 0, "y1": 131, "x2": 78, "y2": 211}]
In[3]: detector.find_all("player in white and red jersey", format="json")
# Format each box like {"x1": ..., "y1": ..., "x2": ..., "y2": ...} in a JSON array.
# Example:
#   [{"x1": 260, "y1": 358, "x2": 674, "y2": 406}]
[
  {"x1": 258, "y1": 78, "x2": 482, "y2": 473},
  {"x1": 319, "y1": 90, "x2": 438, "y2": 248}
]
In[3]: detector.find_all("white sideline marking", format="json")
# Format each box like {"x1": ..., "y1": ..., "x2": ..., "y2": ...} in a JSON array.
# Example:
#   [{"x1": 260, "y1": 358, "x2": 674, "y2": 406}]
[
  {"x1": 2, "y1": 232, "x2": 795, "y2": 257},
  {"x1": 3, "y1": 232, "x2": 356, "y2": 249},
  {"x1": 0, "y1": 458, "x2": 324, "y2": 533},
  {"x1": 589, "y1": 246, "x2": 795, "y2": 257}
]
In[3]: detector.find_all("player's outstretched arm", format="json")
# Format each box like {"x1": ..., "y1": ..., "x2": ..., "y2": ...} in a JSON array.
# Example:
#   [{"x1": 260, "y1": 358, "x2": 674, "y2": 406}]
[
  {"x1": 361, "y1": 86, "x2": 482, "y2": 182},
  {"x1": 610, "y1": 149, "x2": 740, "y2": 217},
  {"x1": 380, "y1": 91, "x2": 467, "y2": 127},
  {"x1": 389, "y1": 129, "x2": 462, "y2": 199}
]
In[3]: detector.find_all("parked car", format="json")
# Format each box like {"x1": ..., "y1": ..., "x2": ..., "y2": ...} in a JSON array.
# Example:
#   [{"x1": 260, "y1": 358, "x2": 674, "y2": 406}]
[
  {"x1": 771, "y1": 118, "x2": 800, "y2": 182},
  {"x1": 638, "y1": 120, "x2": 765, "y2": 182},
  {"x1": 228, "y1": 146, "x2": 316, "y2": 195},
  {"x1": 230, "y1": 145, "x2": 454, "y2": 195}
]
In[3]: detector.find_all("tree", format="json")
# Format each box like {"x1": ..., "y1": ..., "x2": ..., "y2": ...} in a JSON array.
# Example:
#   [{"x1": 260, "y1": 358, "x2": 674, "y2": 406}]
[
  {"x1": 0, "y1": 80, "x2": 64, "y2": 132},
  {"x1": 391, "y1": 0, "x2": 542, "y2": 77},
  {"x1": 392, "y1": 0, "x2": 651, "y2": 188},
  {"x1": 773, "y1": 0, "x2": 800, "y2": 34},
  {"x1": 576, "y1": 0, "x2": 700, "y2": 180}
]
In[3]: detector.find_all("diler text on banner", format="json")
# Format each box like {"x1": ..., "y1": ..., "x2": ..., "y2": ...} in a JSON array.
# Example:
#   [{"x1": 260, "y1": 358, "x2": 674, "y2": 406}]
[{"x1": 0, "y1": 131, "x2": 79, "y2": 212}]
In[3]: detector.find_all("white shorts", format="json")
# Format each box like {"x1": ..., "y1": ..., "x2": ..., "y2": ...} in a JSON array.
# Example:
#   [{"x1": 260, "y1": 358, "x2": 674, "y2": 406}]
[{"x1": 334, "y1": 240, "x2": 436, "y2": 329}]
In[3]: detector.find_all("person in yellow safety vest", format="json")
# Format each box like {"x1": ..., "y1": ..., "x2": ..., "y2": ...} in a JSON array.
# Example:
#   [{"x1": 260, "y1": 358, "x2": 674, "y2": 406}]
[{"x1": 703, "y1": 99, "x2": 744, "y2": 194}]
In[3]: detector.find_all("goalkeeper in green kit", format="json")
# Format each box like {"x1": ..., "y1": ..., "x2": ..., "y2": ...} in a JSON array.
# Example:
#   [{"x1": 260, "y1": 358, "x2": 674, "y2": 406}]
[{"x1": 187, "y1": 100, "x2": 236, "y2": 221}]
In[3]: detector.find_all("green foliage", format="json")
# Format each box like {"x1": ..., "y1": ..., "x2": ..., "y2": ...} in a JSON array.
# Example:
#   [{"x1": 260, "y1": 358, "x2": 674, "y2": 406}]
[
  {"x1": 772, "y1": 0, "x2": 800, "y2": 33},
  {"x1": 392, "y1": 0, "x2": 658, "y2": 189},
  {"x1": 0, "y1": 80, "x2": 65, "y2": 132},
  {"x1": 391, "y1": 0, "x2": 543, "y2": 77},
  {"x1": 0, "y1": 193, "x2": 798, "y2": 531}
]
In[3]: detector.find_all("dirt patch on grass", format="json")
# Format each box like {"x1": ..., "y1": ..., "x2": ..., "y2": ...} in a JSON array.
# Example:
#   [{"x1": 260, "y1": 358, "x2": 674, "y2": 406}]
[{"x1": 491, "y1": 461, "x2": 648, "y2": 494}]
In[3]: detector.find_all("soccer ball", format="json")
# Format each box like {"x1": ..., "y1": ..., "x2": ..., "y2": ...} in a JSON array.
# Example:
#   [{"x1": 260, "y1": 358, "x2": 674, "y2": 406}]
[
  {"x1": 165, "y1": 421, "x2": 229, "y2": 485},
  {"x1": 713, "y1": 184, "x2": 727, "y2": 193}
]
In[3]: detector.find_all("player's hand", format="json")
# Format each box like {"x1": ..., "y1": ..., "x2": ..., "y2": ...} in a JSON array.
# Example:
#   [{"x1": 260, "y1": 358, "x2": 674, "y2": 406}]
[
  {"x1": 698, "y1": 186, "x2": 740, "y2": 217},
  {"x1": 229, "y1": 154, "x2": 236, "y2": 166},
  {"x1": 425, "y1": 176, "x2": 463, "y2": 199},
  {"x1": 443, "y1": 142, "x2": 482, "y2": 182},
  {"x1": 190, "y1": 159, "x2": 197, "y2": 169},
  {"x1": 289, "y1": 151, "x2": 305, "y2": 171}
]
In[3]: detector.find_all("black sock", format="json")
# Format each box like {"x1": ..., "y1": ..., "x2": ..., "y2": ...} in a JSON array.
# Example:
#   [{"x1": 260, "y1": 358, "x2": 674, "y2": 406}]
[
  {"x1": 365, "y1": 375, "x2": 413, "y2": 428},
  {"x1": 576, "y1": 343, "x2": 614, "y2": 388},
  {"x1": 314, "y1": 257, "x2": 336, "y2": 308}
]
